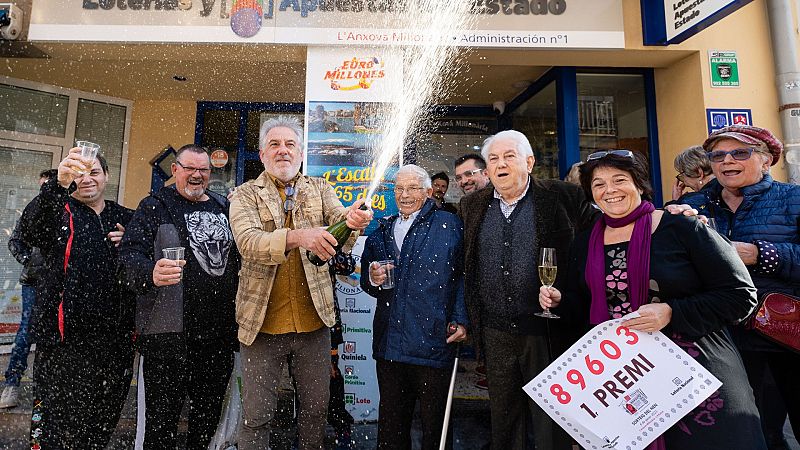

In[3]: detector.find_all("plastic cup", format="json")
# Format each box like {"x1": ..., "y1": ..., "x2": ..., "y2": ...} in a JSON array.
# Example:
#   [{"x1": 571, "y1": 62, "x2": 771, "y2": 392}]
[
  {"x1": 162, "y1": 247, "x2": 185, "y2": 280},
  {"x1": 377, "y1": 260, "x2": 395, "y2": 289},
  {"x1": 75, "y1": 141, "x2": 100, "y2": 174}
]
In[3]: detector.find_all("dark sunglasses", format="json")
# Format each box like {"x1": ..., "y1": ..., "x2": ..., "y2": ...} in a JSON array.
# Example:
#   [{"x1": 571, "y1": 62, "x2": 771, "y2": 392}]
[
  {"x1": 283, "y1": 185, "x2": 296, "y2": 213},
  {"x1": 586, "y1": 150, "x2": 634, "y2": 161},
  {"x1": 706, "y1": 147, "x2": 754, "y2": 163}
]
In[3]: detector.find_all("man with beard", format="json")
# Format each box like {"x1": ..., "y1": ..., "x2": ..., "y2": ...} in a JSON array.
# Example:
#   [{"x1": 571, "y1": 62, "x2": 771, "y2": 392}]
[
  {"x1": 23, "y1": 148, "x2": 134, "y2": 449},
  {"x1": 454, "y1": 153, "x2": 491, "y2": 196},
  {"x1": 431, "y1": 172, "x2": 457, "y2": 214},
  {"x1": 119, "y1": 144, "x2": 240, "y2": 448},
  {"x1": 230, "y1": 116, "x2": 372, "y2": 450}
]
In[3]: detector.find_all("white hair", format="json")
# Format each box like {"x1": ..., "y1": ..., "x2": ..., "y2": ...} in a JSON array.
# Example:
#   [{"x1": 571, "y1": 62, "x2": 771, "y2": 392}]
[
  {"x1": 481, "y1": 130, "x2": 534, "y2": 160},
  {"x1": 259, "y1": 115, "x2": 304, "y2": 151},
  {"x1": 396, "y1": 164, "x2": 432, "y2": 189}
]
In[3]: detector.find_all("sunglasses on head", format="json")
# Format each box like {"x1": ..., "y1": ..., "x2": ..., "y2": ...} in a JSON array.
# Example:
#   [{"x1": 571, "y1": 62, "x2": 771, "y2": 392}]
[
  {"x1": 586, "y1": 150, "x2": 634, "y2": 161},
  {"x1": 706, "y1": 147, "x2": 755, "y2": 163}
]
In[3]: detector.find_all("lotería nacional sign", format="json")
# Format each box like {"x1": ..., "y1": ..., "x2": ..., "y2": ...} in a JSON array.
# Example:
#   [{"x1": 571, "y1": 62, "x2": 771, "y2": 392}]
[
  {"x1": 641, "y1": 0, "x2": 753, "y2": 45},
  {"x1": 29, "y1": 0, "x2": 624, "y2": 49}
]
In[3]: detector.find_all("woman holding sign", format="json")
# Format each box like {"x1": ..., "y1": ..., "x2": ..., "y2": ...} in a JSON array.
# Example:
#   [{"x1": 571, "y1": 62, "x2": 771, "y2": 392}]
[{"x1": 539, "y1": 150, "x2": 765, "y2": 449}]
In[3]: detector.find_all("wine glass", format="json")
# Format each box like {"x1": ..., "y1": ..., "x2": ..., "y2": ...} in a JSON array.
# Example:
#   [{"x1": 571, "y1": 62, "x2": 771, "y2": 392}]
[{"x1": 535, "y1": 247, "x2": 560, "y2": 319}]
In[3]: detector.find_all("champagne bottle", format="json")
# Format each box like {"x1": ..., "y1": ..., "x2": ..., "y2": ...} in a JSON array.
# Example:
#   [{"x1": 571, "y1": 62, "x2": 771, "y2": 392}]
[{"x1": 307, "y1": 204, "x2": 368, "y2": 266}]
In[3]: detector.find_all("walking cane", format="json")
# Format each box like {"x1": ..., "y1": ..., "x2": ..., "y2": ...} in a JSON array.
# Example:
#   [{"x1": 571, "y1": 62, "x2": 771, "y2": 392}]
[{"x1": 439, "y1": 322, "x2": 460, "y2": 450}]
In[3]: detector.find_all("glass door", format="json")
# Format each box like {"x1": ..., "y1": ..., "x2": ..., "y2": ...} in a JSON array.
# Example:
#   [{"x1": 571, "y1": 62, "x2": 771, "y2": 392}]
[{"x1": 0, "y1": 140, "x2": 60, "y2": 345}]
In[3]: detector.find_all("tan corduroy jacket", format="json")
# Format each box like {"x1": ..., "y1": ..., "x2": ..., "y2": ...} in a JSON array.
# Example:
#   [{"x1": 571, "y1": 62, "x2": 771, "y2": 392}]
[{"x1": 230, "y1": 171, "x2": 351, "y2": 346}]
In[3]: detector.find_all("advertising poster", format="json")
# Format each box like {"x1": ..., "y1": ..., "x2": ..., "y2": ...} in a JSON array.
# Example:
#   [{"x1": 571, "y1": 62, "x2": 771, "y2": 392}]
[
  {"x1": 523, "y1": 317, "x2": 722, "y2": 450},
  {"x1": 306, "y1": 46, "x2": 405, "y2": 420},
  {"x1": 334, "y1": 237, "x2": 379, "y2": 421},
  {"x1": 0, "y1": 290, "x2": 23, "y2": 345}
]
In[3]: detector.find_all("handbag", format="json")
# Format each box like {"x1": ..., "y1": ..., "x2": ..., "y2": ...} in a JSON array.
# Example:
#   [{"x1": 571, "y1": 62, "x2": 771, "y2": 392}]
[{"x1": 748, "y1": 292, "x2": 800, "y2": 353}]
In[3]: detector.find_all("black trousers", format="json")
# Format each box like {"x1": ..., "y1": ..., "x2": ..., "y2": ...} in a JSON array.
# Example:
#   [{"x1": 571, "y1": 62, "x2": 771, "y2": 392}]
[
  {"x1": 742, "y1": 350, "x2": 800, "y2": 444},
  {"x1": 30, "y1": 339, "x2": 134, "y2": 449},
  {"x1": 139, "y1": 333, "x2": 234, "y2": 450},
  {"x1": 376, "y1": 359, "x2": 452, "y2": 450},
  {"x1": 483, "y1": 327, "x2": 572, "y2": 450}
]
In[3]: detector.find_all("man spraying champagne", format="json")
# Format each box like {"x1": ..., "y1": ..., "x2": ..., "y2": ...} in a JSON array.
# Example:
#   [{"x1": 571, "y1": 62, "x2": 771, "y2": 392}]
[{"x1": 229, "y1": 116, "x2": 372, "y2": 450}]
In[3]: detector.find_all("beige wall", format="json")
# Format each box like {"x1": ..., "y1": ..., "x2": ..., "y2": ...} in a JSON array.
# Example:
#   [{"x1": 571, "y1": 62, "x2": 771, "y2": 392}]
[
  {"x1": 10, "y1": 0, "x2": 794, "y2": 206},
  {"x1": 621, "y1": 0, "x2": 789, "y2": 201},
  {"x1": 124, "y1": 100, "x2": 197, "y2": 207}
]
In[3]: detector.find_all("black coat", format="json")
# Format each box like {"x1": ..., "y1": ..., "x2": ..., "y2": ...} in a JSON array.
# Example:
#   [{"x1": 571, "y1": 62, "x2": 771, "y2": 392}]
[
  {"x1": 8, "y1": 198, "x2": 46, "y2": 285},
  {"x1": 21, "y1": 178, "x2": 134, "y2": 346},
  {"x1": 458, "y1": 177, "x2": 598, "y2": 351},
  {"x1": 119, "y1": 185, "x2": 239, "y2": 346}
]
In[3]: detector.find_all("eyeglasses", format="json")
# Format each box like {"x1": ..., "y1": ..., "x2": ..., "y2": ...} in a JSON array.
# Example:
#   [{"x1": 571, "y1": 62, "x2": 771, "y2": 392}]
[
  {"x1": 283, "y1": 185, "x2": 296, "y2": 213},
  {"x1": 455, "y1": 168, "x2": 484, "y2": 182},
  {"x1": 706, "y1": 147, "x2": 755, "y2": 163},
  {"x1": 394, "y1": 186, "x2": 425, "y2": 194},
  {"x1": 586, "y1": 150, "x2": 634, "y2": 161},
  {"x1": 675, "y1": 172, "x2": 686, "y2": 182},
  {"x1": 176, "y1": 160, "x2": 211, "y2": 175}
]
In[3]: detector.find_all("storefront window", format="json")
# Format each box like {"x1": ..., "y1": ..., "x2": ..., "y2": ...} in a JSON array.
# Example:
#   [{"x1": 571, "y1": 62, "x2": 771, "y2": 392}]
[
  {"x1": 0, "y1": 84, "x2": 68, "y2": 137},
  {"x1": 200, "y1": 109, "x2": 240, "y2": 196},
  {"x1": 511, "y1": 82, "x2": 559, "y2": 180},
  {"x1": 75, "y1": 99, "x2": 127, "y2": 200},
  {"x1": 243, "y1": 110, "x2": 304, "y2": 182},
  {"x1": 0, "y1": 145, "x2": 55, "y2": 343},
  {"x1": 577, "y1": 73, "x2": 649, "y2": 166},
  {"x1": 414, "y1": 116, "x2": 495, "y2": 204}
]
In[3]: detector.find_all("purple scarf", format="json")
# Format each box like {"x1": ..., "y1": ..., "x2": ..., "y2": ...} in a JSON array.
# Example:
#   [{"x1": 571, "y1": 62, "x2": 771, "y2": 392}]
[
  {"x1": 585, "y1": 200, "x2": 663, "y2": 450},
  {"x1": 586, "y1": 200, "x2": 655, "y2": 325}
]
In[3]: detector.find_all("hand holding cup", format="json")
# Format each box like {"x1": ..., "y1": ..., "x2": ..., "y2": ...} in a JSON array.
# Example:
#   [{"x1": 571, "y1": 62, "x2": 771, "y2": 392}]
[
  {"x1": 58, "y1": 146, "x2": 96, "y2": 188},
  {"x1": 153, "y1": 247, "x2": 186, "y2": 287},
  {"x1": 369, "y1": 260, "x2": 395, "y2": 289}
]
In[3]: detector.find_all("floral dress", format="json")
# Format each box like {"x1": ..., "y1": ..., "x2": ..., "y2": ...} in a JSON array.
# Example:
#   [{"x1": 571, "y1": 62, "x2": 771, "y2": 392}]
[{"x1": 560, "y1": 213, "x2": 766, "y2": 449}]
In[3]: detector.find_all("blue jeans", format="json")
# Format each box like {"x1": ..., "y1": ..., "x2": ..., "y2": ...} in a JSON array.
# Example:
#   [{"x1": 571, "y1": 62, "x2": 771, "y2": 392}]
[{"x1": 4, "y1": 284, "x2": 34, "y2": 387}]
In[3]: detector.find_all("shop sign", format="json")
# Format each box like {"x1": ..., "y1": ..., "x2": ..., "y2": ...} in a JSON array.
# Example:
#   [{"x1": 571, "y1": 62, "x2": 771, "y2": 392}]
[
  {"x1": 434, "y1": 118, "x2": 496, "y2": 135},
  {"x1": 706, "y1": 108, "x2": 751, "y2": 133},
  {"x1": 30, "y1": 0, "x2": 625, "y2": 49},
  {"x1": 709, "y1": 50, "x2": 739, "y2": 87},
  {"x1": 210, "y1": 149, "x2": 229, "y2": 168},
  {"x1": 641, "y1": 0, "x2": 753, "y2": 45}
]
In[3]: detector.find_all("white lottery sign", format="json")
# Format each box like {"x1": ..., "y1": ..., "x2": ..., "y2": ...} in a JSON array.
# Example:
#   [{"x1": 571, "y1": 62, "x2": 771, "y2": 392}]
[{"x1": 523, "y1": 318, "x2": 722, "y2": 450}]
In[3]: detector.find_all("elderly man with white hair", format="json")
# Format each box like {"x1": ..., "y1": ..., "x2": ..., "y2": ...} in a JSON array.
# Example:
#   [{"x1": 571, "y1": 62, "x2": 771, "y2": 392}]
[
  {"x1": 458, "y1": 130, "x2": 598, "y2": 450},
  {"x1": 360, "y1": 164, "x2": 468, "y2": 450}
]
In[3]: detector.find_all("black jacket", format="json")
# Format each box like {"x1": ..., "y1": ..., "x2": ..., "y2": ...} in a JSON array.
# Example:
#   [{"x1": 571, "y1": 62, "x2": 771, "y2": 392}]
[
  {"x1": 458, "y1": 177, "x2": 598, "y2": 351},
  {"x1": 119, "y1": 185, "x2": 239, "y2": 346},
  {"x1": 21, "y1": 178, "x2": 135, "y2": 346},
  {"x1": 8, "y1": 198, "x2": 46, "y2": 285}
]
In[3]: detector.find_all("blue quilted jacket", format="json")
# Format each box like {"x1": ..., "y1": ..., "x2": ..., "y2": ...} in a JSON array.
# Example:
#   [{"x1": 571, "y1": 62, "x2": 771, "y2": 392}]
[
  {"x1": 681, "y1": 175, "x2": 800, "y2": 350},
  {"x1": 360, "y1": 199, "x2": 468, "y2": 369}
]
